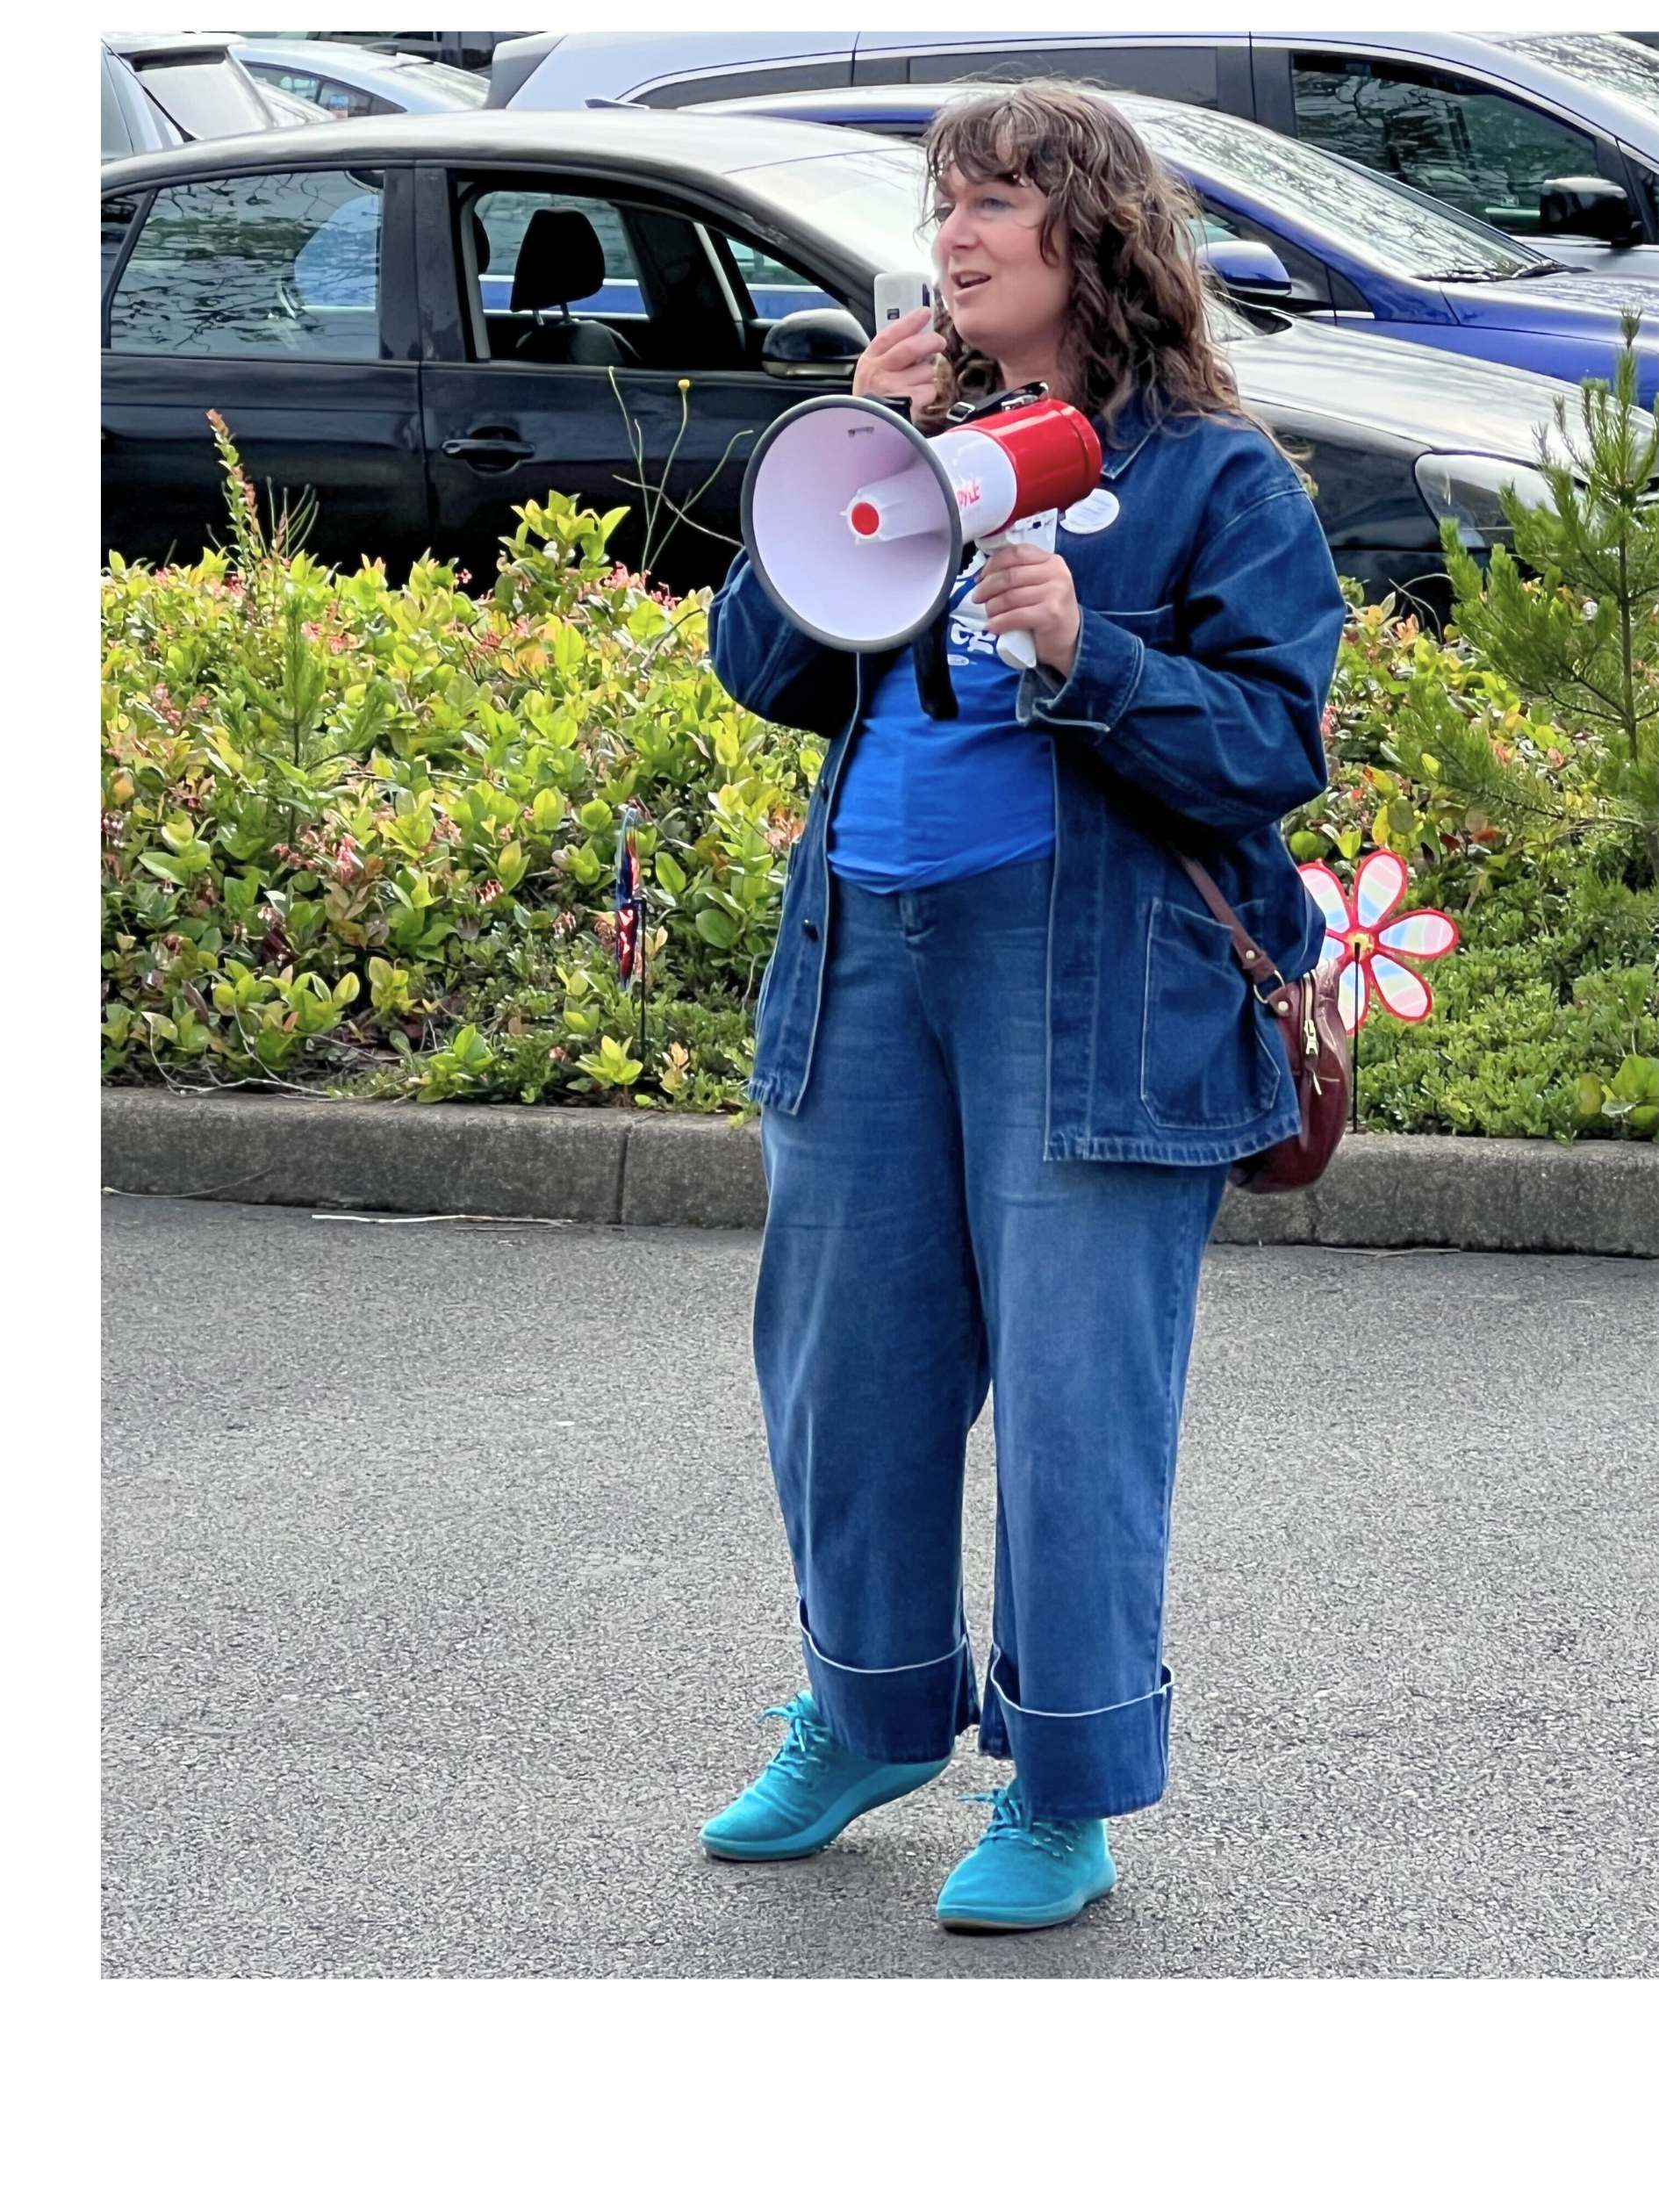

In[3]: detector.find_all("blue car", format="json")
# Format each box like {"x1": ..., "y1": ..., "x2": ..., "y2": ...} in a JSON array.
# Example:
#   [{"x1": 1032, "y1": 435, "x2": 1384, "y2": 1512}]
[{"x1": 695, "y1": 86, "x2": 1659, "y2": 409}]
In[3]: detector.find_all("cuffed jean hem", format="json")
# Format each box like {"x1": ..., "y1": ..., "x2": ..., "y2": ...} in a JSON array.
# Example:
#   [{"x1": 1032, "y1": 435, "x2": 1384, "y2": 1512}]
[
  {"x1": 798, "y1": 1598, "x2": 982, "y2": 1764},
  {"x1": 978, "y1": 1646, "x2": 1175, "y2": 1821}
]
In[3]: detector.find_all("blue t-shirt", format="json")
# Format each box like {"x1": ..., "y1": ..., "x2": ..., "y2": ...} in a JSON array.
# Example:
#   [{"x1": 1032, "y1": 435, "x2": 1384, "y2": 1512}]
[{"x1": 826, "y1": 562, "x2": 1055, "y2": 894}]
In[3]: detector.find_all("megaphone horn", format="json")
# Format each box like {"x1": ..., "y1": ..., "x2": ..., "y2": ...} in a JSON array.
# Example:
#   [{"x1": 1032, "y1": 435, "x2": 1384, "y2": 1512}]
[{"x1": 740, "y1": 391, "x2": 1103, "y2": 664}]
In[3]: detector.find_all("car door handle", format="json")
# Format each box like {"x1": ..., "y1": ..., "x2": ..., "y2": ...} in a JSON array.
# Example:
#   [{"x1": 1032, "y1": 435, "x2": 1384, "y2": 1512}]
[{"x1": 442, "y1": 432, "x2": 535, "y2": 466}]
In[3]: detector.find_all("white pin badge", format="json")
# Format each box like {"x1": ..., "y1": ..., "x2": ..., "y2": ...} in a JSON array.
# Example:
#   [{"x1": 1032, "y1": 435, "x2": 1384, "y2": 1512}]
[{"x1": 1060, "y1": 486, "x2": 1121, "y2": 535}]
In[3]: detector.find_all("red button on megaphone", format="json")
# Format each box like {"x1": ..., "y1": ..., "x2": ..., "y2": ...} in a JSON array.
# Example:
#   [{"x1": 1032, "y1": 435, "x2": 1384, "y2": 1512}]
[{"x1": 741, "y1": 391, "x2": 1103, "y2": 664}]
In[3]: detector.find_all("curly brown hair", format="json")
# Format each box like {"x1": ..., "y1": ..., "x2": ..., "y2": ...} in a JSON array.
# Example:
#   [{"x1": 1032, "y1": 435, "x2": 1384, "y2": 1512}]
[{"x1": 918, "y1": 78, "x2": 1251, "y2": 446}]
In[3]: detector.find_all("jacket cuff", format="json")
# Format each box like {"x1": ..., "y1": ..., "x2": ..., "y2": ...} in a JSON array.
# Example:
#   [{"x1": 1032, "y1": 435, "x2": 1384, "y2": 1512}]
[{"x1": 1017, "y1": 607, "x2": 1146, "y2": 734}]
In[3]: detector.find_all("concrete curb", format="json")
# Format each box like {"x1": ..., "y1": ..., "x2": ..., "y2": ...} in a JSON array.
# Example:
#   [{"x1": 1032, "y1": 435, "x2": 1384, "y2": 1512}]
[{"x1": 101, "y1": 1090, "x2": 1659, "y2": 1257}]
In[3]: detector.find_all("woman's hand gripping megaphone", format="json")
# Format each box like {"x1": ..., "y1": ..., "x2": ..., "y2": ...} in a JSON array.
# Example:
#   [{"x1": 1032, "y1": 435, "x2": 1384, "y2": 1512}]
[{"x1": 966, "y1": 532, "x2": 1082, "y2": 679}]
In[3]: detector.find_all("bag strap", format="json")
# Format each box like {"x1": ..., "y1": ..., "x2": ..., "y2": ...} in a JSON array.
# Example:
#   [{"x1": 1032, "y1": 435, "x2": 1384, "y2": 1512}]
[{"x1": 1168, "y1": 850, "x2": 1286, "y2": 995}]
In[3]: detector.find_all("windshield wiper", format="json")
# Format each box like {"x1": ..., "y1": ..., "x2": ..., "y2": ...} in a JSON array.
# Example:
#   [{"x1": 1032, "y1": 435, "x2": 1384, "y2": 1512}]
[{"x1": 1433, "y1": 262, "x2": 1567, "y2": 282}]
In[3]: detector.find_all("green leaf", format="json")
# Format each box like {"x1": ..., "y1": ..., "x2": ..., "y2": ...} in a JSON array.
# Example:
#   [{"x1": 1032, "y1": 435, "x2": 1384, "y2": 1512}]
[{"x1": 695, "y1": 908, "x2": 737, "y2": 951}]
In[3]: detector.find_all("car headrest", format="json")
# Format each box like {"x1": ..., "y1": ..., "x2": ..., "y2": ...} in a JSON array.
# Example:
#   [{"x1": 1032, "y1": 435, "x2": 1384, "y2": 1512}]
[
  {"x1": 471, "y1": 213, "x2": 490, "y2": 276},
  {"x1": 509, "y1": 206, "x2": 607, "y2": 314}
]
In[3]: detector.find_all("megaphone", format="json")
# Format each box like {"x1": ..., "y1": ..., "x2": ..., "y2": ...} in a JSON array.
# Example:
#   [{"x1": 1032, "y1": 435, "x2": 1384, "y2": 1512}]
[{"x1": 741, "y1": 389, "x2": 1104, "y2": 669}]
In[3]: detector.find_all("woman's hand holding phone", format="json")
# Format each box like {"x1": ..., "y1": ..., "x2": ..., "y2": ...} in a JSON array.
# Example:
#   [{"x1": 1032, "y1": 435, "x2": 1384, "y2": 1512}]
[{"x1": 852, "y1": 305, "x2": 946, "y2": 410}]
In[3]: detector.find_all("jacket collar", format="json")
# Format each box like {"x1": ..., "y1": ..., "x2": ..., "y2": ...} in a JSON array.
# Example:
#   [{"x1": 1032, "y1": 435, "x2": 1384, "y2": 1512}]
[{"x1": 1095, "y1": 386, "x2": 1160, "y2": 482}]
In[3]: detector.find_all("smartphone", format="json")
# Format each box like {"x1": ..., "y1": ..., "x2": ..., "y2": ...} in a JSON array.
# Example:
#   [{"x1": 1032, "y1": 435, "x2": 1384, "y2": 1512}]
[{"x1": 874, "y1": 270, "x2": 934, "y2": 329}]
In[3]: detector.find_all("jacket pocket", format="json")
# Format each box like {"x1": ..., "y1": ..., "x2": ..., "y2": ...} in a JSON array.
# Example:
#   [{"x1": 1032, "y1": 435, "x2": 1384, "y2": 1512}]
[{"x1": 1139, "y1": 894, "x2": 1282, "y2": 1131}]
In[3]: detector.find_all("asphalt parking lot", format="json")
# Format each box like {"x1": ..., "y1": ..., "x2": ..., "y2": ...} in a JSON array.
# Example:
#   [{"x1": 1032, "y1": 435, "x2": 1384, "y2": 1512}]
[{"x1": 103, "y1": 1196, "x2": 1658, "y2": 1978}]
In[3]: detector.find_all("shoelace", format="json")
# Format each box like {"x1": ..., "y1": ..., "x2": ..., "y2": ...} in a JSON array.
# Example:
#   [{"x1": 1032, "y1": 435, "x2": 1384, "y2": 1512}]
[
  {"x1": 761, "y1": 1698, "x2": 834, "y2": 1785},
  {"x1": 958, "y1": 1785, "x2": 1082, "y2": 1863}
]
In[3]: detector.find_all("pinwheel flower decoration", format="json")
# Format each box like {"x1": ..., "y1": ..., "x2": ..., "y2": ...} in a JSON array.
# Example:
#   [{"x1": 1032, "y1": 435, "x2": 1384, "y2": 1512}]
[{"x1": 1298, "y1": 849, "x2": 1459, "y2": 1033}]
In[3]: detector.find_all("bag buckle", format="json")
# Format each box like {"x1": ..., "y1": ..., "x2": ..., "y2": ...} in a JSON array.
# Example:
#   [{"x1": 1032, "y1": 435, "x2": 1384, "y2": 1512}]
[{"x1": 1251, "y1": 965, "x2": 1290, "y2": 1010}]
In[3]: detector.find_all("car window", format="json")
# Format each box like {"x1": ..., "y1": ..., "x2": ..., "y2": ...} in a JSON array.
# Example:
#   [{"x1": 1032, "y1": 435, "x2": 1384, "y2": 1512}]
[
  {"x1": 638, "y1": 61, "x2": 851, "y2": 106},
  {"x1": 1628, "y1": 149, "x2": 1659, "y2": 228},
  {"x1": 108, "y1": 169, "x2": 384, "y2": 360},
  {"x1": 906, "y1": 42, "x2": 1221, "y2": 107},
  {"x1": 724, "y1": 238, "x2": 835, "y2": 315},
  {"x1": 243, "y1": 63, "x2": 376, "y2": 119},
  {"x1": 1290, "y1": 52, "x2": 1605, "y2": 237},
  {"x1": 472, "y1": 189, "x2": 643, "y2": 320},
  {"x1": 1113, "y1": 98, "x2": 1541, "y2": 280}
]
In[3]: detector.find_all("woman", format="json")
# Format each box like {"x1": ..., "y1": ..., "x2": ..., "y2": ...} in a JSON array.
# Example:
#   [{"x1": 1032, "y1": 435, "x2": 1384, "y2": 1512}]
[{"x1": 700, "y1": 81, "x2": 1346, "y2": 1934}]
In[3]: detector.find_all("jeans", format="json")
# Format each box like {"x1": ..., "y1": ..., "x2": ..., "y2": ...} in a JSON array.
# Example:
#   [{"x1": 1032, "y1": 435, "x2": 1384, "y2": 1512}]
[{"x1": 753, "y1": 851, "x2": 1232, "y2": 1821}]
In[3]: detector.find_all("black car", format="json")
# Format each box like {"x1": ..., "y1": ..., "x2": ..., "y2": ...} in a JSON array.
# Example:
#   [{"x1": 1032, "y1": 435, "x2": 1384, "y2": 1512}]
[{"x1": 101, "y1": 109, "x2": 1594, "y2": 607}]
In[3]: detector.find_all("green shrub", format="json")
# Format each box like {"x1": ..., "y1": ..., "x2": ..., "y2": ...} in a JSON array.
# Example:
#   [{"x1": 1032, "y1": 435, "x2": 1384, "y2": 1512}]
[
  {"x1": 1288, "y1": 597, "x2": 1656, "y2": 1142},
  {"x1": 1348, "y1": 852, "x2": 1656, "y2": 1140},
  {"x1": 101, "y1": 413, "x2": 1654, "y2": 1138},
  {"x1": 101, "y1": 418, "x2": 814, "y2": 1111}
]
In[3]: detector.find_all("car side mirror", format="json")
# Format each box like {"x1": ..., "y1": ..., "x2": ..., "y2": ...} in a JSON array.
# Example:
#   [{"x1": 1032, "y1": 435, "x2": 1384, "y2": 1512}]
[
  {"x1": 1537, "y1": 175, "x2": 1641, "y2": 246},
  {"x1": 761, "y1": 307, "x2": 869, "y2": 381},
  {"x1": 1197, "y1": 240, "x2": 1296, "y2": 302}
]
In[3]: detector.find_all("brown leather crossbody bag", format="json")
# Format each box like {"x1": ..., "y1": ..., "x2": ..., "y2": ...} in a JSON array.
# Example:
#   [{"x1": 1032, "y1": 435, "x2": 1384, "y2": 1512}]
[{"x1": 1168, "y1": 851, "x2": 1351, "y2": 1195}]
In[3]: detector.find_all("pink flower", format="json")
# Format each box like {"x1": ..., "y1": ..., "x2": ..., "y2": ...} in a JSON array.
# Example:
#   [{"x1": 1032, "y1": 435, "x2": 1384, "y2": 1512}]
[{"x1": 1298, "y1": 850, "x2": 1459, "y2": 1033}]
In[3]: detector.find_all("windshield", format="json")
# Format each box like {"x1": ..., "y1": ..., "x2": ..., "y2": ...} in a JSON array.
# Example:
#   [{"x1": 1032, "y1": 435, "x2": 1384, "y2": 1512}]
[
  {"x1": 1127, "y1": 99, "x2": 1544, "y2": 280},
  {"x1": 736, "y1": 145, "x2": 939, "y2": 270},
  {"x1": 740, "y1": 141, "x2": 1262, "y2": 347},
  {"x1": 1492, "y1": 33, "x2": 1659, "y2": 118}
]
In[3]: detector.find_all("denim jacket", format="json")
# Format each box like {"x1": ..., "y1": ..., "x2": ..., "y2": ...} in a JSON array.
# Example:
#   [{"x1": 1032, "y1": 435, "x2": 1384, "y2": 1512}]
[{"x1": 707, "y1": 391, "x2": 1347, "y2": 1168}]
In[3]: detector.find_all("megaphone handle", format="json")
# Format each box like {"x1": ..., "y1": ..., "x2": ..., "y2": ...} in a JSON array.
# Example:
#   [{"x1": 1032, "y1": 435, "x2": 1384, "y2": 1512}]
[{"x1": 984, "y1": 511, "x2": 1059, "y2": 671}]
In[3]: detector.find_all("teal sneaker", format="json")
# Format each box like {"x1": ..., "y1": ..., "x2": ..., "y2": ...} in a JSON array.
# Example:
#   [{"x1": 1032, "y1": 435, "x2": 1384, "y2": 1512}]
[
  {"x1": 700, "y1": 1693, "x2": 950, "y2": 1862},
  {"x1": 934, "y1": 1778, "x2": 1118, "y2": 1932}
]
